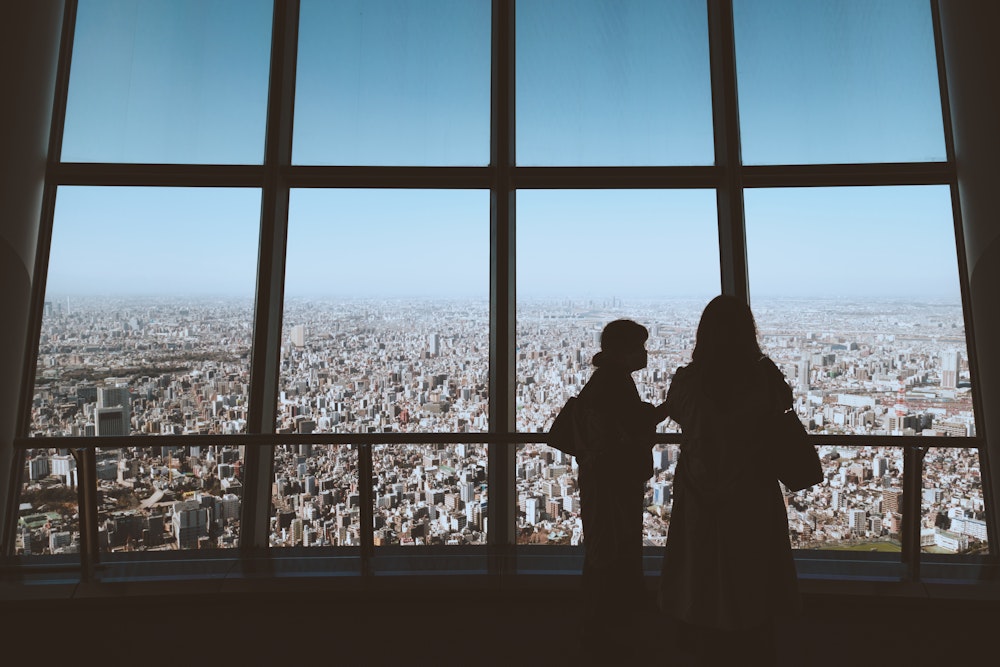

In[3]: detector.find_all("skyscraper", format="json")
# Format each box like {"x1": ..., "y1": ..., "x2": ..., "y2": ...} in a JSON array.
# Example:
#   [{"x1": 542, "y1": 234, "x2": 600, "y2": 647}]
[
  {"x1": 95, "y1": 406, "x2": 128, "y2": 436},
  {"x1": 291, "y1": 324, "x2": 306, "y2": 348},
  {"x1": 798, "y1": 358, "x2": 811, "y2": 393},
  {"x1": 941, "y1": 350, "x2": 961, "y2": 389}
]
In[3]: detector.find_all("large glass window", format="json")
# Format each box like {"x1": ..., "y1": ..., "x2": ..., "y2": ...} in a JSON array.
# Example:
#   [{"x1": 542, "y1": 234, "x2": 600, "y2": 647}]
[
  {"x1": 373, "y1": 443, "x2": 487, "y2": 546},
  {"x1": 281, "y1": 189, "x2": 489, "y2": 434},
  {"x1": 294, "y1": 0, "x2": 491, "y2": 166},
  {"x1": 9, "y1": 0, "x2": 986, "y2": 583},
  {"x1": 516, "y1": 190, "x2": 717, "y2": 545},
  {"x1": 789, "y1": 444, "x2": 903, "y2": 554},
  {"x1": 745, "y1": 186, "x2": 975, "y2": 438},
  {"x1": 15, "y1": 448, "x2": 80, "y2": 556},
  {"x1": 62, "y1": 0, "x2": 273, "y2": 164},
  {"x1": 921, "y1": 447, "x2": 988, "y2": 555},
  {"x1": 270, "y1": 444, "x2": 359, "y2": 548},
  {"x1": 98, "y1": 445, "x2": 244, "y2": 552},
  {"x1": 31, "y1": 187, "x2": 260, "y2": 438},
  {"x1": 516, "y1": 0, "x2": 713, "y2": 165},
  {"x1": 733, "y1": 0, "x2": 946, "y2": 164}
]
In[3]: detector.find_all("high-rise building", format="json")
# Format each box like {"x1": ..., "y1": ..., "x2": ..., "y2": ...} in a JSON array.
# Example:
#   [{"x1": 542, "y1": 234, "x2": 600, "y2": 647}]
[
  {"x1": 95, "y1": 406, "x2": 129, "y2": 436},
  {"x1": 28, "y1": 455, "x2": 49, "y2": 480},
  {"x1": 173, "y1": 499, "x2": 209, "y2": 549},
  {"x1": 849, "y1": 509, "x2": 867, "y2": 534},
  {"x1": 291, "y1": 324, "x2": 306, "y2": 348},
  {"x1": 941, "y1": 350, "x2": 961, "y2": 389},
  {"x1": 798, "y1": 358, "x2": 811, "y2": 393}
]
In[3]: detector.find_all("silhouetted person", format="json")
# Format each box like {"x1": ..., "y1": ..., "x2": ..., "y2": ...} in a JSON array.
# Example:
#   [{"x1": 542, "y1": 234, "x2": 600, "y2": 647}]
[
  {"x1": 574, "y1": 319, "x2": 668, "y2": 659},
  {"x1": 659, "y1": 295, "x2": 801, "y2": 666}
]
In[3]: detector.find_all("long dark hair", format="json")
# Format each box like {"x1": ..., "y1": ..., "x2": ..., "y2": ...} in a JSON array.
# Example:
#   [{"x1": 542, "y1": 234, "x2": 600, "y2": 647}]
[{"x1": 692, "y1": 295, "x2": 764, "y2": 375}]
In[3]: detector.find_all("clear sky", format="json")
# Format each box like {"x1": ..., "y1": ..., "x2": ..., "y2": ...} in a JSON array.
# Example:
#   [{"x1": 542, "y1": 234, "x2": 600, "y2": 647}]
[{"x1": 48, "y1": 0, "x2": 957, "y2": 302}]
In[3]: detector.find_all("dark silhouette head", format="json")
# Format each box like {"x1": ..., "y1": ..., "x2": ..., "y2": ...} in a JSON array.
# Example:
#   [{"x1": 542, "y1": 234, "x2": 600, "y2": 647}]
[
  {"x1": 593, "y1": 319, "x2": 648, "y2": 371},
  {"x1": 692, "y1": 295, "x2": 763, "y2": 369}
]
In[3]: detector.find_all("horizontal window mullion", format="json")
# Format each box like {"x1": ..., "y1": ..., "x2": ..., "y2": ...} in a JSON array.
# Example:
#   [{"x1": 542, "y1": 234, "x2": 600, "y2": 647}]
[
  {"x1": 743, "y1": 162, "x2": 953, "y2": 188},
  {"x1": 50, "y1": 163, "x2": 266, "y2": 188},
  {"x1": 805, "y1": 434, "x2": 980, "y2": 448},
  {"x1": 512, "y1": 166, "x2": 721, "y2": 189},
  {"x1": 284, "y1": 165, "x2": 493, "y2": 189},
  {"x1": 49, "y1": 163, "x2": 954, "y2": 191}
]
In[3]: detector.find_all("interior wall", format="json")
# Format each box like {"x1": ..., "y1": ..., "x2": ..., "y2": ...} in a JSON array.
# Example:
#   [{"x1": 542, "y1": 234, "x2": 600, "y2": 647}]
[
  {"x1": 0, "y1": 1, "x2": 66, "y2": 550},
  {"x1": 938, "y1": 0, "x2": 1000, "y2": 546}
]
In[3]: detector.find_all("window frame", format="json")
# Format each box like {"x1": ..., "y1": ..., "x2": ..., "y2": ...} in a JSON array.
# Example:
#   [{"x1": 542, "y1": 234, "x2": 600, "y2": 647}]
[{"x1": 6, "y1": 0, "x2": 992, "y2": 585}]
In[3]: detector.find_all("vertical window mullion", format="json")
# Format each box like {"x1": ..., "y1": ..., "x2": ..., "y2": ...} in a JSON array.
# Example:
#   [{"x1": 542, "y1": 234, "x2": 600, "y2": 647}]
[
  {"x1": 244, "y1": 0, "x2": 299, "y2": 552},
  {"x1": 488, "y1": 0, "x2": 516, "y2": 576},
  {"x1": 707, "y1": 0, "x2": 748, "y2": 301}
]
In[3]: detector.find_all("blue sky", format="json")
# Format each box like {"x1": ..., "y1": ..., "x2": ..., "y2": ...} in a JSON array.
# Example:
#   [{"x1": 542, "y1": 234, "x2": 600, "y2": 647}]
[{"x1": 48, "y1": 0, "x2": 958, "y2": 301}]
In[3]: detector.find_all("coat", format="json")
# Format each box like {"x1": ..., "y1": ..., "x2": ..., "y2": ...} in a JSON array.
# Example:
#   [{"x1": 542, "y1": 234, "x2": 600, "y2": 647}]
[
  {"x1": 575, "y1": 365, "x2": 660, "y2": 610},
  {"x1": 659, "y1": 357, "x2": 801, "y2": 631}
]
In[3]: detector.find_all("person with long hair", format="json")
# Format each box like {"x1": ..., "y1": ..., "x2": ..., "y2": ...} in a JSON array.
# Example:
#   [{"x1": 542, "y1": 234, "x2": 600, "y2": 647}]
[
  {"x1": 659, "y1": 295, "x2": 801, "y2": 665},
  {"x1": 574, "y1": 318, "x2": 669, "y2": 658}
]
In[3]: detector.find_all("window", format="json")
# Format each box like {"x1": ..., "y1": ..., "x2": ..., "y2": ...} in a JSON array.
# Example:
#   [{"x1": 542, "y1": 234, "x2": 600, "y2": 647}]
[{"x1": 10, "y1": 0, "x2": 986, "y2": 577}]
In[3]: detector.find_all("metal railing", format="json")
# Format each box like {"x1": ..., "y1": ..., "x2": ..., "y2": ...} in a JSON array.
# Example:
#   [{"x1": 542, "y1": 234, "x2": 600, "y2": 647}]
[{"x1": 9, "y1": 432, "x2": 986, "y2": 584}]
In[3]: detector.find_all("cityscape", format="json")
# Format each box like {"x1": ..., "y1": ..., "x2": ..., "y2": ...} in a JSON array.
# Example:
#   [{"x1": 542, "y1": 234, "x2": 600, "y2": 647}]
[{"x1": 17, "y1": 296, "x2": 985, "y2": 558}]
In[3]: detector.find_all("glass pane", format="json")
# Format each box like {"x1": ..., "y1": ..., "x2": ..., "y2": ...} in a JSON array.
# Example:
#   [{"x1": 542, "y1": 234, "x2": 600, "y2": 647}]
[
  {"x1": 516, "y1": 190, "x2": 714, "y2": 548},
  {"x1": 294, "y1": 0, "x2": 490, "y2": 165},
  {"x1": 789, "y1": 445, "x2": 902, "y2": 553},
  {"x1": 16, "y1": 449, "x2": 81, "y2": 555},
  {"x1": 516, "y1": 443, "x2": 678, "y2": 546},
  {"x1": 270, "y1": 445, "x2": 360, "y2": 547},
  {"x1": 746, "y1": 186, "x2": 975, "y2": 437},
  {"x1": 280, "y1": 190, "x2": 488, "y2": 434},
  {"x1": 733, "y1": 0, "x2": 946, "y2": 164},
  {"x1": 63, "y1": 0, "x2": 272, "y2": 164},
  {"x1": 921, "y1": 447, "x2": 989, "y2": 555},
  {"x1": 98, "y1": 445, "x2": 243, "y2": 552},
  {"x1": 516, "y1": 443, "x2": 581, "y2": 545},
  {"x1": 517, "y1": 189, "x2": 718, "y2": 435},
  {"x1": 373, "y1": 444, "x2": 487, "y2": 546},
  {"x1": 31, "y1": 187, "x2": 259, "y2": 437},
  {"x1": 517, "y1": 0, "x2": 713, "y2": 166}
]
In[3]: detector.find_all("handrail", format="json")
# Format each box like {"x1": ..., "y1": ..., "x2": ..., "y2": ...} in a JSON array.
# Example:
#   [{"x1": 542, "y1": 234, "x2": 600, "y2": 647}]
[
  {"x1": 12, "y1": 432, "x2": 981, "y2": 449},
  {"x1": 10, "y1": 433, "x2": 986, "y2": 584}
]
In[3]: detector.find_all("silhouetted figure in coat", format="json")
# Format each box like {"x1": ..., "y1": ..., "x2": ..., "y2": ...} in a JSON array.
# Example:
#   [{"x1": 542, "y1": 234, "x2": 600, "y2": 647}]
[
  {"x1": 659, "y1": 295, "x2": 801, "y2": 666},
  {"x1": 574, "y1": 319, "x2": 669, "y2": 658}
]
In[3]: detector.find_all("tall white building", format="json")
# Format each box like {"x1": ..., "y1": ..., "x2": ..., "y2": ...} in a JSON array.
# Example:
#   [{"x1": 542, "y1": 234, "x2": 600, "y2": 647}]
[
  {"x1": 941, "y1": 350, "x2": 961, "y2": 389},
  {"x1": 291, "y1": 324, "x2": 306, "y2": 348},
  {"x1": 173, "y1": 499, "x2": 209, "y2": 549}
]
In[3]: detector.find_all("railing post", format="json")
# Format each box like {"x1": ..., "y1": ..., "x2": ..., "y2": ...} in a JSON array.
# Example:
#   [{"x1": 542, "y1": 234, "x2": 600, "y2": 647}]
[
  {"x1": 359, "y1": 443, "x2": 374, "y2": 578},
  {"x1": 74, "y1": 447, "x2": 99, "y2": 582},
  {"x1": 902, "y1": 446, "x2": 927, "y2": 582}
]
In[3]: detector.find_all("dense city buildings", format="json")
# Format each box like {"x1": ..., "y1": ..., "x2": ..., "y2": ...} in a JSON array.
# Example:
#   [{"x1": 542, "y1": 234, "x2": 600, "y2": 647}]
[{"x1": 17, "y1": 296, "x2": 985, "y2": 557}]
